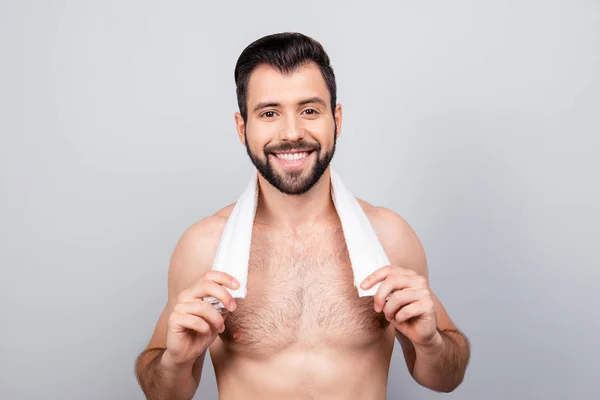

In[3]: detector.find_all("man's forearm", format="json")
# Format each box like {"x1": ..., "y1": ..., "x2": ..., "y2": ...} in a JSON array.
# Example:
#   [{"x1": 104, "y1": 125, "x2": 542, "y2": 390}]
[
  {"x1": 411, "y1": 329, "x2": 471, "y2": 392},
  {"x1": 135, "y1": 348, "x2": 200, "y2": 400}
]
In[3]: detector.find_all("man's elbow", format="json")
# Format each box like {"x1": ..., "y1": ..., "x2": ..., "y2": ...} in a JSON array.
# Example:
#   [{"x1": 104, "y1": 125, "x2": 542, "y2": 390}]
[
  {"x1": 437, "y1": 373, "x2": 466, "y2": 393},
  {"x1": 417, "y1": 371, "x2": 465, "y2": 393}
]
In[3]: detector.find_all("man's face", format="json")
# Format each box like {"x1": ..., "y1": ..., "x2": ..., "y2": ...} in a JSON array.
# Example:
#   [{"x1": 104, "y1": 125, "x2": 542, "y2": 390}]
[{"x1": 238, "y1": 63, "x2": 340, "y2": 195}]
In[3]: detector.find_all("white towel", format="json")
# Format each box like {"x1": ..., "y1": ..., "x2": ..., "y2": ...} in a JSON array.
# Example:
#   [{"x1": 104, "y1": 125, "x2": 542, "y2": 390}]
[{"x1": 206, "y1": 168, "x2": 390, "y2": 311}]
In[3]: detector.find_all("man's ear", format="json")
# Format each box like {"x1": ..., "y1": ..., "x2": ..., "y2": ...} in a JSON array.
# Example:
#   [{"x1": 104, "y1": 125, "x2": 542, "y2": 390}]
[
  {"x1": 234, "y1": 112, "x2": 246, "y2": 145},
  {"x1": 334, "y1": 104, "x2": 343, "y2": 139}
]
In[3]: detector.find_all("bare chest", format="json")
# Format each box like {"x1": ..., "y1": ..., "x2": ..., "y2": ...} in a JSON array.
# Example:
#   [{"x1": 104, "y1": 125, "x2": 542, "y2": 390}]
[{"x1": 221, "y1": 226, "x2": 389, "y2": 356}]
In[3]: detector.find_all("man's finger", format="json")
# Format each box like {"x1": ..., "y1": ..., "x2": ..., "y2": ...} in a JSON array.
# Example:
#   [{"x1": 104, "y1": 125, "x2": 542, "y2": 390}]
[
  {"x1": 174, "y1": 300, "x2": 226, "y2": 333},
  {"x1": 173, "y1": 313, "x2": 212, "y2": 335},
  {"x1": 360, "y1": 265, "x2": 392, "y2": 291},
  {"x1": 203, "y1": 270, "x2": 240, "y2": 289},
  {"x1": 382, "y1": 288, "x2": 429, "y2": 321},
  {"x1": 360, "y1": 265, "x2": 417, "y2": 290},
  {"x1": 373, "y1": 275, "x2": 424, "y2": 312},
  {"x1": 394, "y1": 299, "x2": 429, "y2": 325},
  {"x1": 179, "y1": 277, "x2": 238, "y2": 312}
]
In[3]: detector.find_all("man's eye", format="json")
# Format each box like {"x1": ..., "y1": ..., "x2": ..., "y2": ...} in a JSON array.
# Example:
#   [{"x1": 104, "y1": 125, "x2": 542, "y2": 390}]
[
  {"x1": 303, "y1": 109, "x2": 318, "y2": 115},
  {"x1": 262, "y1": 111, "x2": 276, "y2": 118}
]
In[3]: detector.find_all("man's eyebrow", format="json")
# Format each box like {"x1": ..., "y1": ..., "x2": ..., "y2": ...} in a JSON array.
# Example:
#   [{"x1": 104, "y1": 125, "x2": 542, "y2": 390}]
[
  {"x1": 253, "y1": 102, "x2": 280, "y2": 113},
  {"x1": 298, "y1": 96, "x2": 327, "y2": 108}
]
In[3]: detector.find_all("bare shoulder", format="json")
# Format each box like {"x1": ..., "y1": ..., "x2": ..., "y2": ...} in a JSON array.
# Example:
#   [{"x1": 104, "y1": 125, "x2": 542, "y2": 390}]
[
  {"x1": 356, "y1": 198, "x2": 428, "y2": 278},
  {"x1": 213, "y1": 201, "x2": 237, "y2": 219},
  {"x1": 167, "y1": 202, "x2": 236, "y2": 297}
]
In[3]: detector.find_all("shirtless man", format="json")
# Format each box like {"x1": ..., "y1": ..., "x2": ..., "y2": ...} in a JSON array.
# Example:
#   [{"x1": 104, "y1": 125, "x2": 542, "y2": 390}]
[{"x1": 135, "y1": 32, "x2": 470, "y2": 399}]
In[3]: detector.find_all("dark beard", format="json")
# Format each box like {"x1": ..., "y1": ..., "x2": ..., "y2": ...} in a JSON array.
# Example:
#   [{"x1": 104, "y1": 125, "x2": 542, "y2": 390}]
[{"x1": 244, "y1": 127, "x2": 337, "y2": 195}]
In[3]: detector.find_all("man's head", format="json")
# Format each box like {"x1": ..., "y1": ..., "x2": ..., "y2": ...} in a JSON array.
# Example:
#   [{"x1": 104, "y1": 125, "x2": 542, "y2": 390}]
[{"x1": 233, "y1": 32, "x2": 342, "y2": 195}]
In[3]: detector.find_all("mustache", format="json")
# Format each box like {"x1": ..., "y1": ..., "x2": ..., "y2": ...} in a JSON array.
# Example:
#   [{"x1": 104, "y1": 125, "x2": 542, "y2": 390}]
[{"x1": 265, "y1": 141, "x2": 321, "y2": 153}]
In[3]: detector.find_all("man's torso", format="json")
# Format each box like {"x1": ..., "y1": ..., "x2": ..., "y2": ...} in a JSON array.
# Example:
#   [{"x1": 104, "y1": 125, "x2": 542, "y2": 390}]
[{"x1": 205, "y1": 203, "x2": 396, "y2": 399}]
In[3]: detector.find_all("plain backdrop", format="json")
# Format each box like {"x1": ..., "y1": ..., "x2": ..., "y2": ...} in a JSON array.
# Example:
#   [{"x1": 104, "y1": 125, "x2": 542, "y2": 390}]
[{"x1": 1, "y1": 0, "x2": 599, "y2": 399}]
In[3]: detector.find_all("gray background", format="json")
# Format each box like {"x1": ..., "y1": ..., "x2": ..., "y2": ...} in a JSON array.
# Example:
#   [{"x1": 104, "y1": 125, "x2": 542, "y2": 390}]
[{"x1": 1, "y1": 0, "x2": 598, "y2": 399}]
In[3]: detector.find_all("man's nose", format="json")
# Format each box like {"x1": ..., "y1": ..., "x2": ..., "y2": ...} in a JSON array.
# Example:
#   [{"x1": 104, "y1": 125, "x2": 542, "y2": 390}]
[{"x1": 279, "y1": 115, "x2": 305, "y2": 141}]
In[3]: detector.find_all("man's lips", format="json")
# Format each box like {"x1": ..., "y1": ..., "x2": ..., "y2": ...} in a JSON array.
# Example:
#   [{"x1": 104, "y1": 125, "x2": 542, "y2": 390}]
[
  {"x1": 269, "y1": 150, "x2": 314, "y2": 166},
  {"x1": 270, "y1": 149, "x2": 316, "y2": 154}
]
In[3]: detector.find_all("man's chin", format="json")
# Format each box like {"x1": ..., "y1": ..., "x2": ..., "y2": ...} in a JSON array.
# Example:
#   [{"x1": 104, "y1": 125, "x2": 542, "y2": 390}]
[
  {"x1": 261, "y1": 169, "x2": 316, "y2": 195},
  {"x1": 251, "y1": 152, "x2": 331, "y2": 195}
]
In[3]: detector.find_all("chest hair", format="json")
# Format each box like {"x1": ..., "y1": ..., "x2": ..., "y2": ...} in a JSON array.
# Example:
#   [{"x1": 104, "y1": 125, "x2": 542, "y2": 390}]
[{"x1": 221, "y1": 224, "x2": 389, "y2": 356}]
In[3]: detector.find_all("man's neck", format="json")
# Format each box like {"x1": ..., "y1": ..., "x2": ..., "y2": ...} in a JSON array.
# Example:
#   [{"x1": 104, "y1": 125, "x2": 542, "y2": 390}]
[{"x1": 255, "y1": 168, "x2": 338, "y2": 231}]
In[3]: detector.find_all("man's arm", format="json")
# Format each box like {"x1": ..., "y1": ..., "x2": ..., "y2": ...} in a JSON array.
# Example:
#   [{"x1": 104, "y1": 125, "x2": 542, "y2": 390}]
[
  {"x1": 135, "y1": 347, "x2": 204, "y2": 400},
  {"x1": 394, "y1": 300, "x2": 471, "y2": 392},
  {"x1": 135, "y1": 216, "x2": 225, "y2": 399},
  {"x1": 368, "y1": 206, "x2": 471, "y2": 392}
]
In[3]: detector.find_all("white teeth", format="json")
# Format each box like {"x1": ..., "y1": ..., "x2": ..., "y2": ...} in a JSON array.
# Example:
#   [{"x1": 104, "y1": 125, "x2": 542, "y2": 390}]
[{"x1": 275, "y1": 152, "x2": 309, "y2": 162}]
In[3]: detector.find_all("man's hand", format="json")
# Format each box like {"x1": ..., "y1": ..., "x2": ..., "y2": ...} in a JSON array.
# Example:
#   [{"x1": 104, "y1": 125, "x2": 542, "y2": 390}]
[
  {"x1": 163, "y1": 271, "x2": 239, "y2": 370},
  {"x1": 361, "y1": 265, "x2": 441, "y2": 349}
]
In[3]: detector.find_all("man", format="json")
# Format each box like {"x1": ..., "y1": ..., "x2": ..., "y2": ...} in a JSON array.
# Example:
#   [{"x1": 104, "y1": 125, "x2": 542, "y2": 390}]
[{"x1": 135, "y1": 32, "x2": 470, "y2": 399}]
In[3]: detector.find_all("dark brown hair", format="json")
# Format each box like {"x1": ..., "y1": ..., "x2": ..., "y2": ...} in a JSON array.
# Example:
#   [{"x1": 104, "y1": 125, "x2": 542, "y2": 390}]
[{"x1": 234, "y1": 32, "x2": 337, "y2": 122}]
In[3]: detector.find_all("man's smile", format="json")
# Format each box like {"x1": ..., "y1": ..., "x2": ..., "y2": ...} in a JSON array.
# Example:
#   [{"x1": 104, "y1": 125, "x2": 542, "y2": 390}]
[{"x1": 270, "y1": 150, "x2": 315, "y2": 169}]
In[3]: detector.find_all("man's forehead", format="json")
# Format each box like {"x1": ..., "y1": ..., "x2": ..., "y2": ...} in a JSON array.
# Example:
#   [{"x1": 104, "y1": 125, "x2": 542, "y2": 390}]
[{"x1": 246, "y1": 63, "x2": 330, "y2": 105}]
